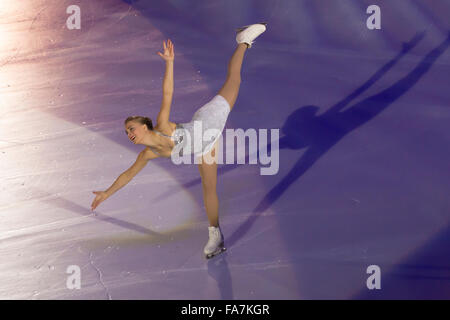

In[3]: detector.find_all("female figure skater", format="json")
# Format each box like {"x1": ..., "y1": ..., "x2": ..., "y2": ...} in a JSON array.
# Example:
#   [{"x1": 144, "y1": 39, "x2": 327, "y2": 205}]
[{"x1": 91, "y1": 23, "x2": 267, "y2": 259}]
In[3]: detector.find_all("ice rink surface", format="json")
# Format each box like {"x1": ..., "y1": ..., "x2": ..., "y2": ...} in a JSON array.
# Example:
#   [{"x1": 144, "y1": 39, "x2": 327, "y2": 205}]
[{"x1": 0, "y1": 0, "x2": 449, "y2": 299}]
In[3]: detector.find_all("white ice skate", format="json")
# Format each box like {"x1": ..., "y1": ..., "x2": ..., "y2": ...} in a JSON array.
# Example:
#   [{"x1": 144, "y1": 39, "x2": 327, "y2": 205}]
[
  {"x1": 204, "y1": 226, "x2": 226, "y2": 259},
  {"x1": 235, "y1": 22, "x2": 267, "y2": 48}
]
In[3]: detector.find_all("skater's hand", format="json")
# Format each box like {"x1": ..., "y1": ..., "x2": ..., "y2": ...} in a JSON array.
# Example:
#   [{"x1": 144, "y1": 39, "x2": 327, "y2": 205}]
[
  {"x1": 157, "y1": 39, "x2": 174, "y2": 62},
  {"x1": 91, "y1": 191, "x2": 109, "y2": 211}
]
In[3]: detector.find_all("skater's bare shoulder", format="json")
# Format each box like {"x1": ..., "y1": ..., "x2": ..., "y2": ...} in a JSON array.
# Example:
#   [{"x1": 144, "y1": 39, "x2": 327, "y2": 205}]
[{"x1": 154, "y1": 121, "x2": 177, "y2": 136}]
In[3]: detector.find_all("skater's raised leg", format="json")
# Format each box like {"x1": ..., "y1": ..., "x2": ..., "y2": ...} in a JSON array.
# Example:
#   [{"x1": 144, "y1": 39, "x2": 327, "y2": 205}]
[
  {"x1": 218, "y1": 23, "x2": 267, "y2": 110},
  {"x1": 218, "y1": 43, "x2": 247, "y2": 110}
]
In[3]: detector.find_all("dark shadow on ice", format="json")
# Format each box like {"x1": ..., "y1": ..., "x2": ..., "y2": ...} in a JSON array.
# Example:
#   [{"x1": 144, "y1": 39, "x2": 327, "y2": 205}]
[
  {"x1": 226, "y1": 33, "x2": 450, "y2": 247},
  {"x1": 207, "y1": 252, "x2": 234, "y2": 299}
]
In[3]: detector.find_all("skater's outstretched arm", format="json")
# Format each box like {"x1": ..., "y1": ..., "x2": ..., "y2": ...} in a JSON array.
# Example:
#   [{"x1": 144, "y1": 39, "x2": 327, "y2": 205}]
[
  {"x1": 156, "y1": 39, "x2": 175, "y2": 128},
  {"x1": 91, "y1": 148, "x2": 158, "y2": 210}
]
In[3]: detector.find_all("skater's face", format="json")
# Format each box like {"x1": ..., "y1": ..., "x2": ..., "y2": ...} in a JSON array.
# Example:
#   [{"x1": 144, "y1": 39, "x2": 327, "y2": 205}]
[{"x1": 125, "y1": 120, "x2": 148, "y2": 144}]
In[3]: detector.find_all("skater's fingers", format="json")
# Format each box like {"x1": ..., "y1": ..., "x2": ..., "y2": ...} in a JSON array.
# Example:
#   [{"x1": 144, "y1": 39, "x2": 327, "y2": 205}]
[
  {"x1": 92, "y1": 197, "x2": 101, "y2": 208},
  {"x1": 163, "y1": 40, "x2": 167, "y2": 50}
]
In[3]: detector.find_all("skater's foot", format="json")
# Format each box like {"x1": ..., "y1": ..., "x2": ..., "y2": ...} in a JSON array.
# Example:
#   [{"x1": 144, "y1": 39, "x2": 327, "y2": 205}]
[
  {"x1": 206, "y1": 246, "x2": 226, "y2": 259},
  {"x1": 236, "y1": 23, "x2": 267, "y2": 48},
  {"x1": 204, "y1": 226, "x2": 226, "y2": 259}
]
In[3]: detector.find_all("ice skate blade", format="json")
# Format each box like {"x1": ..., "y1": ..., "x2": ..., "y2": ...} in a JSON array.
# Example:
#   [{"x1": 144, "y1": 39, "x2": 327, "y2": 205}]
[
  {"x1": 205, "y1": 246, "x2": 227, "y2": 259},
  {"x1": 235, "y1": 22, "x2": 268, "y2": 33}
]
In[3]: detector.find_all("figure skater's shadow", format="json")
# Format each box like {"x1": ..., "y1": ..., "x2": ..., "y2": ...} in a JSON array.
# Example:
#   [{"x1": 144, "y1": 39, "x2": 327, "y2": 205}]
[
  {"x1": 207, "y1": 252, "x2": 234, "y2": 299},
  {"x1": 226, "y1": 32, "x2": 450, "y2": 246}
]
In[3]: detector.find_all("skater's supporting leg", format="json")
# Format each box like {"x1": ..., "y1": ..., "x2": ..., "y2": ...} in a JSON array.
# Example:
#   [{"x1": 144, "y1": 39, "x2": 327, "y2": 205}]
[
  {"x1": 218, "y1": 43, "x2": 247, "y2": 110},
  {"x1": 198, "y1": 142, "x2": 219, "y2": 227}
]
